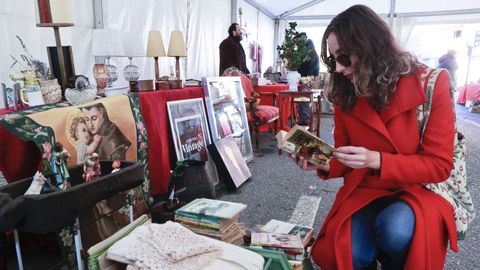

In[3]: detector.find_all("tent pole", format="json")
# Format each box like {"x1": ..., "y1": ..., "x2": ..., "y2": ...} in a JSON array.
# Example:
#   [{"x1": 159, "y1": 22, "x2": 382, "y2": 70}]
[
  {"x1": 93, "y1": 0, "x2": 105, "y2": 65},
  {"x1": 231, "y1": 0, "x2": 237, "y2": 23},
  {"x1": 274, "y1": 19, "x2": 279, "y2": 65},
  {"x1": 389, "y1": 0, "x2": 396, "y2": 27}
]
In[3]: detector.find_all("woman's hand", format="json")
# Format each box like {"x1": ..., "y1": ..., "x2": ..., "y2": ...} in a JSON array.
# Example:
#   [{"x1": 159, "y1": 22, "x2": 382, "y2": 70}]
[
  {"x1": 290, "y1": 153, "x2": 330, "y2": 172},
  {"x1": 334, "y1": 146, "x2": 381, "y2": 170}
]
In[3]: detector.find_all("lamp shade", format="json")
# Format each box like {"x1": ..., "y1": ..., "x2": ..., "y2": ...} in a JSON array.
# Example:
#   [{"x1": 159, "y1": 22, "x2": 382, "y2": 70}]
[
  {"x1": 122, "y1": 32, "x2": 146, "y2": 57},
  {"x1": 35, "y1": 0, "x2": 74, "y2": 25},
  {"x1": 167, "y1": 31, "x2": 187, "y2": 57},
  {"x1": 92, "y1": 29, "x2": 125, "y2": 57},
  {"x1": 146, "y1": 31, "x2": 166, "y2": 57}
]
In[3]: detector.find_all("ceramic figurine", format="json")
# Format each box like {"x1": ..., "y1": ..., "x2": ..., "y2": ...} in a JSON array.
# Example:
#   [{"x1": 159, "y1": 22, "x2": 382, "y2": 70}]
[
  {"x1": 50, "y1": 142, "x2": 71, "y2": 189},
  {"x1": 82, "y1": 153, "x2": 101, "y2": 181},
  {"x1": 111, "y1": 159, "x2": 121, "y2": 173},
  {"x1": 24, "y1": 171, "x2": 47, "y2": 195}
]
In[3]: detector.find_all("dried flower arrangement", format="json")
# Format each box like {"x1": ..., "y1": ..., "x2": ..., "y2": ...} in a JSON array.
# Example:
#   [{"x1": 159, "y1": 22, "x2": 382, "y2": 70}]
[{"x1": 10, "y1": 35, "x2": 53, "y2": 81}]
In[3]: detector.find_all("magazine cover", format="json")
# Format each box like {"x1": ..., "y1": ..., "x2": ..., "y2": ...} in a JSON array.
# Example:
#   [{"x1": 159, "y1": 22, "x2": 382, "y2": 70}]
[
  {"x1": 277, "y1": 125, "x2": 336, "y2": 166},
  {"x1": 174, "y1": 115, "x2": 208, "y2": 161},
  {"x1": 167, "y1": 98, "x2": 211, "y2": 161}
]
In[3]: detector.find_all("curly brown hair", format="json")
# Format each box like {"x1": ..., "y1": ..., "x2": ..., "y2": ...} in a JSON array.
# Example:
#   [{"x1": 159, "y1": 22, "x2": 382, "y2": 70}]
[
  {"x1": 320, "y1": 5, "x2": 419, "y2": 112},
  {"x1": 69, "y1": 117, "x2": 87, "y2": 141}
]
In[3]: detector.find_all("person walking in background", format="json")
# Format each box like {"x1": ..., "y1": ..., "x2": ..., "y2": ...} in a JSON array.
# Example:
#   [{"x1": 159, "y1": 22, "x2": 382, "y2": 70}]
[
  {"x1": 297, "y1": 32, "x2": 319, "y2": 126},
  {"x1": 219, "y1": 23, "x2": 250, "y2": 75},
  {"x1": 438, "y1": 49, "x2": 458, "y2": 88},
  {"x1": 292, "y1": 5, "x2": 457, "y2": 269}
]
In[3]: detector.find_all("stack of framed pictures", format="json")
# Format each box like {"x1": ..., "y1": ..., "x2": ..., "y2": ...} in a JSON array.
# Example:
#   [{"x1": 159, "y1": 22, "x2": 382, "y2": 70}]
[{"x1": 202, "y1": 76, "x2": 253, "y2": 162}]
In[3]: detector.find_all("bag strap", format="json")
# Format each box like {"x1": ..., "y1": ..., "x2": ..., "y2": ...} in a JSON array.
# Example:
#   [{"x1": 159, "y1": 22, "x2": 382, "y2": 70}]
[{"x1": 417, "y1": 67, "x2": 458, "y2": 144}]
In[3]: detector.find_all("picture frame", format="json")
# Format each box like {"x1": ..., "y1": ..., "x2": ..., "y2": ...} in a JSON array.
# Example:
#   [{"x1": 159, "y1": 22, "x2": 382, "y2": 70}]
[
  {"x1": 167, "y1": 98, "x2": 211, "y2": 161},
  {"x1": 207, "y1": 136, "x2": 251, "y2": 190},
  {"x1": 202, "y1": 76, "x2": 253, "y2": 162},
  {"x1": 47, "y1": 45, "x2": 76, "y2": 91}
]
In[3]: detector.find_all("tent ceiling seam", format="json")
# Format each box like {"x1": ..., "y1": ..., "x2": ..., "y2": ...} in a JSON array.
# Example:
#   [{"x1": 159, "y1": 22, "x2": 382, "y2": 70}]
[
  {"x1": 242, "y1": 0, "x2": 276, "y2": 19},
  {"x1": 286, "y1": 8, "x2": 480, "y2": 21},
  {"x1": 277, "y1": 0, "x2": 326, "y2": 19}
]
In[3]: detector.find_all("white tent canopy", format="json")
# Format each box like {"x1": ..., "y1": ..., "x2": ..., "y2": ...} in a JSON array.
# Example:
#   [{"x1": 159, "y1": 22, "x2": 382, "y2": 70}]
[{"x1": 1, "y1": 0, "x2": 480, "y2": 108}]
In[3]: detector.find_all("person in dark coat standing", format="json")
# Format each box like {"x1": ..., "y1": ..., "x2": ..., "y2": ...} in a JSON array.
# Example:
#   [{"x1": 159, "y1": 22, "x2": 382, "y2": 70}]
[
  {"x1": 438, "y1": 49, "x2": 458, "y2": 88},
  {"x1": 297, "y1": 33, "x2": 320, "y2": 125},
  {"x1": 219, "y1": 23, "x2": 250, "y2": 75}
]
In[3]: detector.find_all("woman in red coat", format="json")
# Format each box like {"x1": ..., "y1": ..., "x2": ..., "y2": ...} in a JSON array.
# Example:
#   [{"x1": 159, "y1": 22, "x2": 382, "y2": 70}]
[{"x1": 292, "y1": 5, "x2": 457, "y2": 269}]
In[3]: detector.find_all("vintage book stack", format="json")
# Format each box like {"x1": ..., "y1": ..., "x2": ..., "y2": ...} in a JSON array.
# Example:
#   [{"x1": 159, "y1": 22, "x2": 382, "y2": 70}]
[
  {"x1": 244, "y1": 219, "x2": 314, "y2": 270},
  {"x1": 175, "y1": 198, "x2": 247, "y2": 244}
]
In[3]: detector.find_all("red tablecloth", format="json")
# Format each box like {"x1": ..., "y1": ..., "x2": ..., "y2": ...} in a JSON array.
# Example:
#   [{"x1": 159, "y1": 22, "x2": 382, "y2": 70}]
[
  {"x1": 0, "y1": 87, "x2": 204, "y2": 196},
  {"x1": 137, "y1": 87, "x2": 204, "y2": 195},
  {"x1": 253, "y1": 84, "x2": 290, "y2": 132},
  {"x1": 456, "y1": 83, "x2": 480, "y2": 104}
]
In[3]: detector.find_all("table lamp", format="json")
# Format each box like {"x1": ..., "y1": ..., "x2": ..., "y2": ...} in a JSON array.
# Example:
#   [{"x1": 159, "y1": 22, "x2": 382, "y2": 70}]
[
  {"x1": 167, "y1": 31, "x2": 187, "y2": 80},
  {"x1": 146, "y1": 31, "x2": 166, "y2": 81},
  {"x1": 122, "y1": 32, "x2": 145, "y2": 81},
  {"x1": 35, "y1": 0, "x2": 74, "y2": 91},
  {"x1": 92, "y1": 29, "x2": 125, "y2": 88}
]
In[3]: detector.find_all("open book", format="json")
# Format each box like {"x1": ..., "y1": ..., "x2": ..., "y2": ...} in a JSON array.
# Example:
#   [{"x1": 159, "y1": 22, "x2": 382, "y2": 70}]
[{"x1": 277, "y1": 125, "x2": 336, "y2": 167}]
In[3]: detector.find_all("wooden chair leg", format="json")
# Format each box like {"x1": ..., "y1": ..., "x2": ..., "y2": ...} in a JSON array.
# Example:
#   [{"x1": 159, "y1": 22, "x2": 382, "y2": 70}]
[
  {"x1": 274, "y1": 118, "x2": 278, "y2": 134},
  {"x1": 255, "y1": 124, "x2": 260, "y2": 149}
]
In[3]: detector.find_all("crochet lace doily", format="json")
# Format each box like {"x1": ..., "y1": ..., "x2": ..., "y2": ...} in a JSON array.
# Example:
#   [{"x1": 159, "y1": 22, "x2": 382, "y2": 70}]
[{"x1": 125, "y1": 222, "x2": 222, "y2": 270}]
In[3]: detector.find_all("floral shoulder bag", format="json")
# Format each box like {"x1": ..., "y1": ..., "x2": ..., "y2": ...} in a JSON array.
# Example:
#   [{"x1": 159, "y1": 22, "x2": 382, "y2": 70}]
[{"x1": 417, "y1": 67, "x2": 475, "y2": 240}]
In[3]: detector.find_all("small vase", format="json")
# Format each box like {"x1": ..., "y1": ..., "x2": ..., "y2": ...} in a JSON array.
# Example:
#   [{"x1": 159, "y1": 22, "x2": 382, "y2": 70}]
[
  {"x1": 93, "y1": 64, "x2": 108, "y2": 95},
  {"x1": 286, "y1": 70, "x2": 301, "y2": 91},
  {"x1": 40, "y1": 79, "x2": 62, "y2": 104}
]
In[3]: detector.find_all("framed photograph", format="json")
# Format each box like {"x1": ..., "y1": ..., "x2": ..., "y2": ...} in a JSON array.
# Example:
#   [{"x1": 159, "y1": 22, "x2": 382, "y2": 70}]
[
  {"x1": 167, "y1": 98, "x2": 211, "y2": 161},
  {"x1": 207, "y1": 136, "x2": 251, "y2": 190},
  {"x1": 203, "y1": 76, "x2": 253, "y2": 162}
]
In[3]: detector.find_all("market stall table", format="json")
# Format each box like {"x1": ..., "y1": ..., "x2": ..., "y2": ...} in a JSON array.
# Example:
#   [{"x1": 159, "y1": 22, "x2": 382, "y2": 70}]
[
  {"x1": 278, "y1": 89, "x2": 323, "y2": 136},
  {"x1": 0, "y1": 86, "x2": 204, "y2": 196}
]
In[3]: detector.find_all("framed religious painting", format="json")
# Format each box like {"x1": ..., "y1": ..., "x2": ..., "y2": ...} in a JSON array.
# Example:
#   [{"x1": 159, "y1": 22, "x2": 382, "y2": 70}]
[
  {"x1": 202, "y1": 76, "x2": 253, "y2": 162},
  {"x1": 167, "y1": 98, "x2": 211, "y2": 161}
]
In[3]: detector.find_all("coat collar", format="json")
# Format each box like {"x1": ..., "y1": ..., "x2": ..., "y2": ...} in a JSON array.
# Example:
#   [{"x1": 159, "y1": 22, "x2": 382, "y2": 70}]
[{"x1": 348, "y1": 72, "x2": 426, "y2": 149}]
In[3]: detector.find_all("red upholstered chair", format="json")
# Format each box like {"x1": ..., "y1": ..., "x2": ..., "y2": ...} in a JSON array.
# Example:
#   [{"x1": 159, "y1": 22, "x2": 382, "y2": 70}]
[{"x1": 222, "y1": 67, "x2": 279, "y2": 149}]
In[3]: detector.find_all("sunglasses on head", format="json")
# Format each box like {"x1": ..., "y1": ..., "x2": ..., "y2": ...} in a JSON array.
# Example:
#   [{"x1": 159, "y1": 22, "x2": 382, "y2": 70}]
[{"x1": 326, "y1": 53, "x2": 352, "y2": 73}]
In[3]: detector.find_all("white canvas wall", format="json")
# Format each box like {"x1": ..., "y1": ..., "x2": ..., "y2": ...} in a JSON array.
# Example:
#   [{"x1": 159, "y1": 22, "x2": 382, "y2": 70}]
[{"x1": 0, "y1": 0, "x2": 276, "y2": 108}]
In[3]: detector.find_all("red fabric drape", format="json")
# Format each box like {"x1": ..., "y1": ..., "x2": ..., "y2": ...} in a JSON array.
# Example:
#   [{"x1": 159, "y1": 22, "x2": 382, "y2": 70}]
[
  {"x1": 456, "y1": 83, "x2": 480, "y2": 104},
  {"x1": 137, "y1": 87, "x2": 204, "y2": 194}
]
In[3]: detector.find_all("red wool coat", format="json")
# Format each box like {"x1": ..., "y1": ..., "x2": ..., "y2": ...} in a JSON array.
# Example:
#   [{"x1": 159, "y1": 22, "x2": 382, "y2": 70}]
[{"x1": 311, "y1": 68, "x2": 458, "y2": 270}]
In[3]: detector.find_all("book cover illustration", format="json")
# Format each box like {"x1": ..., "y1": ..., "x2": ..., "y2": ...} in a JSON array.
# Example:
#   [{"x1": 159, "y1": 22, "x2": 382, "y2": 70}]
[
  {"x1": 263, "y1": 219, "x2": 314, "y2": 247},
  {"x1": 277, "y1": 125, "x2": 336, "y2": 166},
  {"x1": 176, "y1": 198, "x2": 247, "y2": 220},
  {"x1": 251, "y1": 233, "x2": 304, "y2": 249}
]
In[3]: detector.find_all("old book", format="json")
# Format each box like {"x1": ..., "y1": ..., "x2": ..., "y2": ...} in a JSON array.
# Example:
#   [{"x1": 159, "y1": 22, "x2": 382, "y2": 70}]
[
  {"x1": 176, "y1": 198, "x2": 247, "y2": 220},
  {"x1": 263, "y1": 219, "x2": 314, "y2": 247},
  {"x1": 251, "y1": 233, "x2": 304, "y2": 251},
  {"x1": 277, "y1": 124, "x2": 336, "y2": 166}
]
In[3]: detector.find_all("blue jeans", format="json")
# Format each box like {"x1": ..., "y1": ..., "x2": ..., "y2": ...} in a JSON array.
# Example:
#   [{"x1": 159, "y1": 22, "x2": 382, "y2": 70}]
[
  {"x1": 351, "y1": 199, "x2": 415, "y2": 270},
  {"x1": 297, "y1": 102, "x2": 310, "y2": 124}
]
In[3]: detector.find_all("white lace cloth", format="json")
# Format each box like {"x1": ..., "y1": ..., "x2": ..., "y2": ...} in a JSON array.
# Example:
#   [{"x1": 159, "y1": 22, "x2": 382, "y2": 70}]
[{"x1": 108, "y1": 221, "x2": 222, "y2": 270}]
